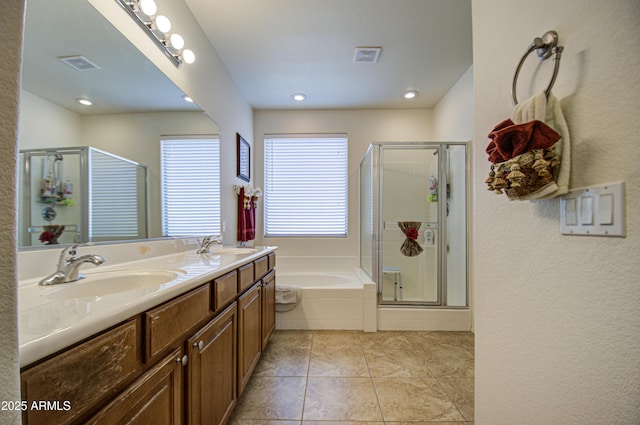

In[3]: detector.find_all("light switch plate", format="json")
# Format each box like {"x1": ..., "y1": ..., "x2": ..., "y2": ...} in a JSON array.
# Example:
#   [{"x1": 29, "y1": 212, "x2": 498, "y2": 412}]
[{"x1": 560, "y1": 181, "x2": 625, "y2": 237}]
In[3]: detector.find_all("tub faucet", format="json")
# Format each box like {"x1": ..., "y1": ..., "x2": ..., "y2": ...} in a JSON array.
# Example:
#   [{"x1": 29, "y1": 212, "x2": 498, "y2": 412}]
[
  {"x1": 39, "y1": 244, "x2": 106, "y2": 286},
  {"x1": 196, "y1": 235, "x2": 223, "y2": 254}
]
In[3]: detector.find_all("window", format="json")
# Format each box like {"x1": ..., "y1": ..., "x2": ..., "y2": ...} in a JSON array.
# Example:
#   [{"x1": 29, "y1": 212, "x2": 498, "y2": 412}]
[
  {"x1": 161, "y1": 137, "x2": 221, "y2": 236},
  {"x1": 264, "y1": 134, "x2": 348, "y2": 237}
]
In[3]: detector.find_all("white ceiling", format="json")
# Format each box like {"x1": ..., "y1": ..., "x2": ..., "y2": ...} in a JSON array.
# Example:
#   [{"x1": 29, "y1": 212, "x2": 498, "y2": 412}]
[
  {"x1": 22, "y1": 0, "x2": 472, "y2": 114},
  {"x1": 185, "y1": 0, "x2": 473, "y2": 110}
]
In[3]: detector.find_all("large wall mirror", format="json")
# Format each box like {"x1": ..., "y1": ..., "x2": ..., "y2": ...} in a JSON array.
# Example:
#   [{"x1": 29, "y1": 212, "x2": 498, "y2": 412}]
[{"x1": 19, "y1": 0, "x2": 220, "y2": 249}]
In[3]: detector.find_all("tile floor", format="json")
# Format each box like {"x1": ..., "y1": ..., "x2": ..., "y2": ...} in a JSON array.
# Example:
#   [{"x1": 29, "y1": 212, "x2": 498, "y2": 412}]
[{"x1": 228, "y1": 330, "x2": 474, "y2": 425}]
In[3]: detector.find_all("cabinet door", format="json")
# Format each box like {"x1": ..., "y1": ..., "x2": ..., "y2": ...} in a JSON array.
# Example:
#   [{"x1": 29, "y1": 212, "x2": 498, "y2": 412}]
[
  {"x1": 261, "y1": 270, "x2": 276, "y2": 351},
  {"x1": 187, "y1": 302, "x2": 237, "y2": 425},
  {"x1": 86, "y1": 347, "x2": 184, "y2": 425},
  {"x1": 237, "y1": 283, "x2": 262, "y2": 396}
]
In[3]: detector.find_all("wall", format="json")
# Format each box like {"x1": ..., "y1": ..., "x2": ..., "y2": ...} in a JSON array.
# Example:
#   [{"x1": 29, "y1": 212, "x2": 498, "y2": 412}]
[
  {"x1": 431, "y1": 66, "x2": 475, "y2": 314},
  {"x1": 0, "y1": 1, "x2": 23, "y2": 423},
  {"x1": 253, "y1": 108, "x2": 433, "y2": 257},
  {"x1": 473, "y1": 0, "x2": 640, "y2": 423},
  {"x1": 19, "y1": 90, "x2": 83, "y2": 149},
  {"x1": 83, "y1": 111, "x2": 218, "y2": 237}
]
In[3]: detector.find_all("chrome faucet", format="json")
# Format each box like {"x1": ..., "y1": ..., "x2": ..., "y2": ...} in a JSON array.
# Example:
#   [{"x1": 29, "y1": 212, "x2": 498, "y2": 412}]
[
  {"x1": 39, "y1": 244, "x2": 106, "y2": 286},
  {"x1": 196, "y1": 235, "x2": 223, "y2": 254}
]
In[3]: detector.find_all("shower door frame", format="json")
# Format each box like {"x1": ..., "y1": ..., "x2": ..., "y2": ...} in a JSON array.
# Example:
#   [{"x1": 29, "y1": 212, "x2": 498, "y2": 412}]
[{"x1": 372, "y1": 141, "x2": 469, "y2": 308}]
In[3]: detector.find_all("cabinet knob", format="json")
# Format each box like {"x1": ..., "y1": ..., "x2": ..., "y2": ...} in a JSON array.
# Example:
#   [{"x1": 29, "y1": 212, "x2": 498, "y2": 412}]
[
  {"x1": 193, "y1": 340, "x2": 204, "y2": 350},
  {"x1": 176, "y1": 354, "x2": 188, "y2": 366}
]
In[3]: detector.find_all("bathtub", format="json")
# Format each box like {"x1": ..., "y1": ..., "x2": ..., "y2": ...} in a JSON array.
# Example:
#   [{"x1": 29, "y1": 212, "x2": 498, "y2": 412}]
[{"x1": 274, "y1": 256, "x2": 376, "y2": 331}]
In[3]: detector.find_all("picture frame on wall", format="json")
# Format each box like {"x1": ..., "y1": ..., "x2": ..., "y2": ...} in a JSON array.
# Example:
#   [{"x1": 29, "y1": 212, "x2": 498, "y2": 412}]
[{"x1": 236, "y1": 133, "x2": 250, "y2": 182}]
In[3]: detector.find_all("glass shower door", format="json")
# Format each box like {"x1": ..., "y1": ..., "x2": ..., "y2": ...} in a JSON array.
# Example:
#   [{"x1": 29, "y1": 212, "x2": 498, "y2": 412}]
[{"x1": 379, "y1": 145, "x2": 440, "y2": 304}]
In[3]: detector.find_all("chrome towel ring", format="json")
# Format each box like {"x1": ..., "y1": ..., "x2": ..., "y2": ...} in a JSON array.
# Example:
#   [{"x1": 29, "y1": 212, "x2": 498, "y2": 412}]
[{"x1": 511, "y1": 30, "x2": 564, "y2": 106}]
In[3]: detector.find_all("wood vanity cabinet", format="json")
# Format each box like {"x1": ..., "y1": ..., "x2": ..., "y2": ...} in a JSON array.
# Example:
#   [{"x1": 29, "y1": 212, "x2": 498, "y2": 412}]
[
  {"x1": 261, "y1": 270, "x2": 276, "y2": 351},
  {"x1": 237, "y1": 282, "x2": 262, "y2": 396},
  {"x1": 186, "y1": 302, "x2": 237, "y2": 425},
  {"x1": 86, "y1": 347, "x2": 184, "y2": 425},
  {"x1": 20, "y1": 319, "x2": 142, "y2": 425},
  {"x1": 20, "y1": 253, "x2": 276, "y2": 425}
]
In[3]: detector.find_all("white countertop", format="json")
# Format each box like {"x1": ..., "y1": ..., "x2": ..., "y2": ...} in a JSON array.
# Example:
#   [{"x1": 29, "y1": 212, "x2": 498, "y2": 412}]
[{"x1": 18, "y1": 245, "x2": 277, "y2": 367}]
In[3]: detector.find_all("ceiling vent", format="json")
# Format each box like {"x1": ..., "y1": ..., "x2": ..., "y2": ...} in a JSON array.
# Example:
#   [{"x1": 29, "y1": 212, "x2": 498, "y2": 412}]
[
  {"x1": 353, "y1": 47, "x2": 381, "y2": 63},
  {"x1": 58, "y1": 55, "x2": 101, "y2": 71}
]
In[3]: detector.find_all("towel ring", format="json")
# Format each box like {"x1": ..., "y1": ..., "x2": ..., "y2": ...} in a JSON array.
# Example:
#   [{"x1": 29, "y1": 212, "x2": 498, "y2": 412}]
[{"x1": 511, "y1": 30, "x2": 564, "y2": 106}]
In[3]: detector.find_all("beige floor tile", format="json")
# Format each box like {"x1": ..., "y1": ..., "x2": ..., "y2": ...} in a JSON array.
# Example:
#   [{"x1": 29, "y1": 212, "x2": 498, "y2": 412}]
[
  {"x1": 311, "y1": 330, "x2": 363, "y2": 349},
  {"x1": 229, "y1": 420, "x2": 300, "y2": 425},
  {"x1": 233, "y1": 376, "x2": 306, "y2": 420},
  {"x1": 254, "y1": 347, "x2": 310, "y2": 377},
  {"x1": 360, "y1": 331, "x2": 414, "y2": 350},
  {"x1": 438, "y1": 378, "x2": 474, "y2": 421},
  {"x1": 373, "y1": 377, "x2": 466, "y2": 422},
  {"x1": 384, "y1": 422, "x2": 469, "y2": 425},
  {"x1": 270, "y1": 330, "x2": 314, "y2": 350},
  {"x1": 426, "y1": 349, "x2": 474, "y2": 378},
  {"x1": 303, "y1": 377, "x2": 383, "y2": 421},
  {"x1": 365, "y1": 349, "x2": 433, "y2": 378},
  {"x1": 309, "y1": 345, "x2": 369, "y2": 377},
  {"x1": 303, "y1": 422, "x2": 383, "y2": 425}
]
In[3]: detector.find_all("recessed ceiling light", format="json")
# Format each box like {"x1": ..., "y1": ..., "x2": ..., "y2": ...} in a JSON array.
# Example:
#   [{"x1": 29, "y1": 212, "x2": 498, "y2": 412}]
[
  {"x1": 182, "y1": 95, "x2": 194, "y2": 103},
  {"x1": 403, "y1": 90, "x2": 418, "y2": 100},
  {"x1": 76, "y1": 98, "x2": 93, "y2": 106},
  {"x1": 292, "y1": 93, "x2": 306, "y2": 102}
]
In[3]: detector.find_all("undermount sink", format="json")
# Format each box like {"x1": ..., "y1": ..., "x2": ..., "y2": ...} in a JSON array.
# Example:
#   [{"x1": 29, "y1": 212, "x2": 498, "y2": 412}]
[
  {"x1": 211, "y1": 247, "x2": 257, "y2": 255},
  {"x1": 43, "y1": 269, "x2": 186, "y2": 300}
]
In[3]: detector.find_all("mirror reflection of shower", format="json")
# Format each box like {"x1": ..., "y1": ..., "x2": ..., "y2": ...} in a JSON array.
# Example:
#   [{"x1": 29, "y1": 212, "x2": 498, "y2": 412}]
[
  {"x1": 18, "y1": 147, "x2": 148, "y2": 247},
  {"x1": 359, "y1": 142, "x2": 468, "y2": 307}
]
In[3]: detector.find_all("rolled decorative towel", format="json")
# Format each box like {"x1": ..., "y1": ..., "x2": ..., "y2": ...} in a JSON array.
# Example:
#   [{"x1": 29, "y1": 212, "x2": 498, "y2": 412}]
[
  {"x1": 275, "y1": 285, "x2": 302, "y2": 312},
  {"x1": 512, "y1": 92, "x2": 570, "y2": 199}
]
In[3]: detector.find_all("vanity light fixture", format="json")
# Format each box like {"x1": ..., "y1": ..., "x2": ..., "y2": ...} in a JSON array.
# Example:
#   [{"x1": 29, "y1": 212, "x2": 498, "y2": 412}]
[
  {"x1": 292, "y1": 93, "x2": 306, "y2": 102},
  {"x1": 403, "y1": 90, "x2": 419, "y2": 100},
  {"x1": 76, "y1": 98, "x2": 93, "y2": 106},
  {"x1": 116, "y1": 0, "x2": 196, "y2": 68}
]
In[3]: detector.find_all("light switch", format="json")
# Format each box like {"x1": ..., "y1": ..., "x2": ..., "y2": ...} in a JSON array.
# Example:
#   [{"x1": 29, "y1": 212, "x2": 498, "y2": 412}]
[
  {"x1": 599, "y1": 193, "x2": 614, "y2": 225},
  {"x1": 560, "y1": 181, "x2": 625, "y2": 237},
  {"x1": 581, "y1": 196, "x2": 594, "y2": 225},
  {"x1": 565, "y1": 198, "x2": 577, "y2": 225}
]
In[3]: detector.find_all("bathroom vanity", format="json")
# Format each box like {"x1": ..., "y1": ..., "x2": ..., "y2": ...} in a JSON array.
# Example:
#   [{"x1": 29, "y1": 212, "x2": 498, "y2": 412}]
[{"x1": 18, "y1": 244, "x2": 276, "y2": 425}]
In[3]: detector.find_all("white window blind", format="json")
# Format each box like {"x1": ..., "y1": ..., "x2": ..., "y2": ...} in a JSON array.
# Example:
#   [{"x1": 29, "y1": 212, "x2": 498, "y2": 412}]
[
  {"x1": 89, "y1": 149, "x2": 142, "y2": 240},
  {"x1": 264, "y1": 135, "x2": 348, "y2": 237},
  {"x1": 161, "y1": 138, "x2": 221, "y2": 236}
]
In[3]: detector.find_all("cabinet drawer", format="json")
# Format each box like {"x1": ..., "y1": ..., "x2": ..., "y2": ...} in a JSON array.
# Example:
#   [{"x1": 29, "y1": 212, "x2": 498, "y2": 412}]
[
  {"x1": 254, "y1": 256, "x2": 268, "y2": 280},
  {"x1": 238, "y1": 262, "x2": 255, "y2": 293},
  {"x1": 86, "y1": 347, "x2": 183, "y2": 425},
  {"x1": 145, "y1": 285, "x2": 210, "y2": 361},
  {"x1": 21, "y1": 319, "x2": 141, "y2": 425},
  {"x1": 268, "y1": 252, "x2": 276, "y2": 271},
  {"x1": 213, "y1": 270, "x2": 238, "y2": 311}
]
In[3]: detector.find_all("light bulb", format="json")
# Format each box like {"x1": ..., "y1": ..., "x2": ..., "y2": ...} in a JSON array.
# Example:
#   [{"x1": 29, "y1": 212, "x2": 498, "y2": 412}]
[
  {"x1": 154, "y1": 15, "x2": 171, "y2": 34},
  {"x1": 139, "y1": 0, "x2": 157, "y2": 16},
  {"x1": 169, "y1": 33, "x2": 185, "y2": 50},
  {"x1": 403, "y1": 90, "x2": 418, "y2": 99},
  {"x1": 182, "y1": 49, "x2": 195, "y2": 64}
]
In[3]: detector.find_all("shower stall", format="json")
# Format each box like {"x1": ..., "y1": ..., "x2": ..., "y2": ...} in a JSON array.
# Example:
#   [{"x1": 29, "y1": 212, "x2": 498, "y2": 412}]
[{"x1": 360, "y1": 142, "x2": 468, "y2": 309}]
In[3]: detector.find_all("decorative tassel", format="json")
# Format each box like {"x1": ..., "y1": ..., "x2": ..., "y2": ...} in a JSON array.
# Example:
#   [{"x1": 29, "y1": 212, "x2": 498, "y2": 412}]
[
  {"x1": 485, "y1": 166, "x2": 496, "y2": 191},
  {"x1": 532, "y1": 150, "x2": 550, "y2": 176},
  {"x1": 506, "y1": 163, "x2": 526, "y2": 188}
]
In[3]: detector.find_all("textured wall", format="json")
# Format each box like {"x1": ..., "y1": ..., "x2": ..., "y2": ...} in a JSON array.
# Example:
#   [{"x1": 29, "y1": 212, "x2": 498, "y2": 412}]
[
  {"x1": 473, "y1": 0, "x2": 640, "y2": 423},
  {"x1": 1, "y1": 0, "x2": 24, "y2": 423}
]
